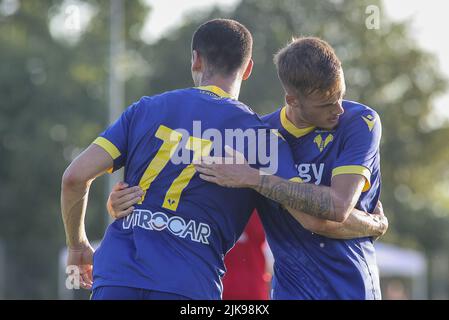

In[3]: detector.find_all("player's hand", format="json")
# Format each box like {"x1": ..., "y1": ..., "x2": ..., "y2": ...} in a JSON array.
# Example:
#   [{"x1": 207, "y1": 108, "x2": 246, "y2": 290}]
[
  {"x1": 372, "y1": 201, "x2": 388, "y2": 240},
  {"x1": 67, "y1": 242, "x2": 94, "y2": 290},
  {"x1": 195, "y1": 146, "x2": 260, "y2": 188},
  {"x1": 107, "y1": 182, "x2": 144, "y2": 219}
]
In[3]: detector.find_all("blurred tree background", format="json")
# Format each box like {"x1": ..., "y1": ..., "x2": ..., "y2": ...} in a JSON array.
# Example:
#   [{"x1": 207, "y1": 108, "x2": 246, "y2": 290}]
[{"x1": 1, "y1": 0, "x2": 448, "y2": 299}]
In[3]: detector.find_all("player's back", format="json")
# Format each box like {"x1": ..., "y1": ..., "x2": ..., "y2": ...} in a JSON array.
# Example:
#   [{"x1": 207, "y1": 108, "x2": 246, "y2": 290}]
[{"x1": 92, "y1": 86, "x2": 282, "y2": 299}]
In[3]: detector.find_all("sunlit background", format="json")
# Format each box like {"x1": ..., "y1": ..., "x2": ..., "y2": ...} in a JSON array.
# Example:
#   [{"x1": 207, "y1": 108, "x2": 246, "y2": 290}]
[{"x1": 1, "y1": 0, "x2": 449, "y2": 299}]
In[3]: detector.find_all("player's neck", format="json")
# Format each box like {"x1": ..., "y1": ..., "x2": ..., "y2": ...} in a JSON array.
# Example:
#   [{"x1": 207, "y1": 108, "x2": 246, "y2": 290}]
[
  {"x1": 199, "y1": 76, "x2": 241, "y2": 100},
  {"x1": 286, "y1": 104, "x2": 314, "y2": 129}
]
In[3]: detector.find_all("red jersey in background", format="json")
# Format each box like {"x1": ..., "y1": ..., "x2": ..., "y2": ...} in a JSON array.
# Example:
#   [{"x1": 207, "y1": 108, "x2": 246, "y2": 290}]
[{"x1": 222, "y1": 211, "x2": 270, "y2": 300}]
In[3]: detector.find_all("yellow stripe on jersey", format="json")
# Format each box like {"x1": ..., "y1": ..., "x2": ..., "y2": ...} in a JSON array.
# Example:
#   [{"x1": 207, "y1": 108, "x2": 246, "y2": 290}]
[
  {"x1": 197, "y1": 85, "x2": 233, "y2": 99},
  {"x1": 163, "y1": 136, "x2": 213, "y2": 211},
  {"x1": 93, "y1": 137, "x2": 121, "y2": 160},
  {"x1": 332, "y1": 165, "x2": 372, "y2": 192},
  {"x1": 138, "y1": 125, "x2": 183, "y2": 205},
  {"x1": 280, "y1": 107, "x2": 315, "y2": 138},
  {"x1": 93, "y1": 137, "x2": 121, "y2": 174}
]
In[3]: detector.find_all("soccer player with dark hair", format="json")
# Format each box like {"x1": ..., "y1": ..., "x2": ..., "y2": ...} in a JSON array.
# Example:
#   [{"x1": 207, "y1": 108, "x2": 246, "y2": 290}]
[
  {"x1": 61, "y1": 19, "x2": 300, "y2": 300},
  {"x1": 196, "y1": 37, "x2": 386, "y2": 299}
]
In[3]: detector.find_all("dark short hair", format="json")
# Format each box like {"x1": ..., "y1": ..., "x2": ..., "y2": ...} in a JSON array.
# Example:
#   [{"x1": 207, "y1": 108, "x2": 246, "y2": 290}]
[
  {"x1": 192, "y1": 19, "x2": 253, "y2": 76},
  {"x1": 274, "y1": 37, "x2": 342, "y2": 97}
]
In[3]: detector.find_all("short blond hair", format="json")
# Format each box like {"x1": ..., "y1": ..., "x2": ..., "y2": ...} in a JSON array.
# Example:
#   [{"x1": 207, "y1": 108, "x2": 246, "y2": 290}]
[{"x1": 274, "y1": 37, "x2": 342, "y2": 97}]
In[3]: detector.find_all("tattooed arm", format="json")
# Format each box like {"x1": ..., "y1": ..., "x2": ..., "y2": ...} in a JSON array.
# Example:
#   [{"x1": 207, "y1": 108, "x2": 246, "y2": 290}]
[
  {"x1": 254, "y1": 172, "x2": 366, "y2": 222},
  {"x1": 291, "y1": 202, "x2": 388, "y2": 240},
  {"x1": 254, "y1": 172, "x2": 388, "y2": 238},
  {"x1": 198, "y1": 164, "x2": 358, "y2": 222},
  {"x1": 196, "y1": 148, "x2": 366, "y2": 223}
]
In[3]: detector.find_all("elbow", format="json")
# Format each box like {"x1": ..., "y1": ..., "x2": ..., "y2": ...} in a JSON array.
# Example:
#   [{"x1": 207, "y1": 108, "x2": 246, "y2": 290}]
[
  {"x1": 62, "y1": 167, "x2": 90, "y2": 191},
  {"x1": 333, "y1": 214, "x2": 347, "y2": 224},
  {"x1": 377, "y1": 216, "x2": 389, "y2": 237},
  {"x1": 332, "y1": 198, "x2": 353, "y2": 223}
]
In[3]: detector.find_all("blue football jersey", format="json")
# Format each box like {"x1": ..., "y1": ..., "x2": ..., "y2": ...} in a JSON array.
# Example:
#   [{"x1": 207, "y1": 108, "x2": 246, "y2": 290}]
[
  {"x1": 260, "y1": 100, "x2": 382, "y2": 300},
  {"x1": 91, "y1": 86, "x2": 298, "y2": 300}
]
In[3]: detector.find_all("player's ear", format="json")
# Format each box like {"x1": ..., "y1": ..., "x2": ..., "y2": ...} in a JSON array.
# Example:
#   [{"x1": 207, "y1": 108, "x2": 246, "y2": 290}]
[
  {"x1": 286, "y1": 94, "x2": 299, "y2": 108},
  {"x1": 191, "y1": 50, "x2": 203, "y2": 72},
  {"x1": 242, "y1": 59, "x2": 254, "y2": 81}
]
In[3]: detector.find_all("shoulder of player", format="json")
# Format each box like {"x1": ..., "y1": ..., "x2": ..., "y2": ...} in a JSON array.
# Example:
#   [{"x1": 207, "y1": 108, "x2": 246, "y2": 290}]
[
  {"x1": 215, "y1": 99, "x2": 273, "y2": 128},
  {"x1": 340, "y1": 100, "x2": 381, "y2": 129},
  {"x1": 129, "y1": 88, "x2": 194, "y2": 110},
  {"x1": 261, "y1": 108, "x2": 282, "y2": 123},
  {"x1": 231, "y1": 100, "x2": 258, "y2": 116}
]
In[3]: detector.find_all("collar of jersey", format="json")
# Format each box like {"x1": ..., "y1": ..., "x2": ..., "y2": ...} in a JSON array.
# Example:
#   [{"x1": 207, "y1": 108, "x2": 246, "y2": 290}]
[
  {"x1": 280, "y1": 106, "x2": 316, "y2": 138},
  {"x1": 196, "y1": 85, "x2": 233, "y2": 99}
]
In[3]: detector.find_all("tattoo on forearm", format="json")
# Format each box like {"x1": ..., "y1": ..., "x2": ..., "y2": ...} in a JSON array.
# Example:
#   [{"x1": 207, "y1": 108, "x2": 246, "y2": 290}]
[
  {"x1": 341, "y1": 212, "x2": 380, "y2": 238},
  {"x1": 256, "y1": 176, "x2": 337, "y2": 221}
]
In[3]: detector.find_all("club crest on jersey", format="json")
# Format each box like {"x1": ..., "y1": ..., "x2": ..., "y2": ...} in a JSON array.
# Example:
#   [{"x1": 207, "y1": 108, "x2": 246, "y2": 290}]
[{"x1": 314, "y1": 134, "x2": 334, "y2": 153}]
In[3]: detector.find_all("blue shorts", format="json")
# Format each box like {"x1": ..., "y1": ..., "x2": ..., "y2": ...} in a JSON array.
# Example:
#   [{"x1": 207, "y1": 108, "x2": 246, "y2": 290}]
[{"x1": 91, "y1": 286, "x2": 192, "y2": 300}]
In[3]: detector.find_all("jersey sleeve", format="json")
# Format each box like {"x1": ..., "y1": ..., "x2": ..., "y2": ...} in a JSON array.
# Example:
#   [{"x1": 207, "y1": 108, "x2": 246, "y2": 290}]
[
  {"x1": 333, "y1": 110, "x2": 382, "y2": 192},
  {"x1": 93, "y1": 101, "x2": 139, "y2": 173}
]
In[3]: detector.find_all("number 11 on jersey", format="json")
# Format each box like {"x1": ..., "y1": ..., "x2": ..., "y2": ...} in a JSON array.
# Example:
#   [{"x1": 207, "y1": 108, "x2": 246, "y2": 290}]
[{"x1": 138, "y1": 125, "x2": 213, "y2": 212}]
